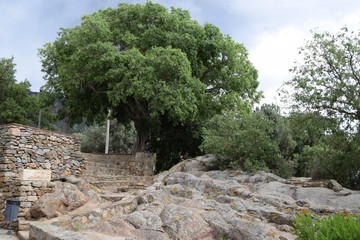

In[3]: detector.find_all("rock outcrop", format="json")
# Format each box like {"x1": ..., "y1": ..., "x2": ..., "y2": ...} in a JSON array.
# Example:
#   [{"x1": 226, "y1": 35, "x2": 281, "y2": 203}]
[
  {"x1": 28, "y1": 155, "x2": 360, "y2": 240},
  {"x1": 84, "y1": 155, "x2": 359, "y2": 239},
  {"x1": 30, "y1": 182, "x2": 88, "y2": 219}
]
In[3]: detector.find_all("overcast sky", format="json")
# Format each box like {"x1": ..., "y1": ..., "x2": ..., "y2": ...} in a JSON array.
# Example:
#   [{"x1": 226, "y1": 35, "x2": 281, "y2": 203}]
[{"x1": 1, "y1": 0, "x2": 359, "y2": 104}]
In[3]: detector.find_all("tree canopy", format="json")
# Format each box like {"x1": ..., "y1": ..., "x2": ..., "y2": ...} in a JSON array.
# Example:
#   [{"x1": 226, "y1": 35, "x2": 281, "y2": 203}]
[
  {"x1": 285, "y1": 27, "x2": 360, "y2": 129},
  {"x1": 39, "y1": 2, "x2": 260, "y2": 153},
  {"x1": 0, "y1": 57, "x2": 37, "y2": 125}
]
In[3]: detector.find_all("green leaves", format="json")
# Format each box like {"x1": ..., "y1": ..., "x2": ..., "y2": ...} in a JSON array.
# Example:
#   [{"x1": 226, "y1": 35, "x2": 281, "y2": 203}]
[
  {"x1": 0, "y1": 57, "x2": 38, "y2": 125},
  {"x1": 39, "y1": 1, "x2": 259, "y2": 154},
  {"x1": 286, "y1": 27, "x2": 360, "y2": 129},
  {"x1": 105, "y1": 46, "x2": 203, "y2": 123},
  {"x1": 77, "y1": 119, "x2": 136, "y2": 154},
  {"x1": 200, "y1": 110, "x2": 283, "y2": 174},
  {"x1": 293, "y1": 212, "x2": 360, "y2": 240}
]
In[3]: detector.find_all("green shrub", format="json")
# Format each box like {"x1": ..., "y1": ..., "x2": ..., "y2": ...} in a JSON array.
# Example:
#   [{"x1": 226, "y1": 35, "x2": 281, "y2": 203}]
[
  {"x1": 293, "y1": 212, "x2": 360, "y2": 240},
  {"x1": 295, "y1": 131, "x2": 360, "y2": 190},
  {"x1": 200, "y1": 110, "x2": 284, "y2": 174},
  {"x1": 77, "y1": 119, "x2": 136, "y2": 154}
]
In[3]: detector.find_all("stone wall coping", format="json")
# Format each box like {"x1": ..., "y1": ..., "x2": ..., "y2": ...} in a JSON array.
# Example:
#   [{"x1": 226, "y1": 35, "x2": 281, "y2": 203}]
[
  {"x1": 0, "y1": 123, "x2": 79, "y2": 138},
  {"x1": 82, "y1": 153, "x2": 132, "y2": 156}
]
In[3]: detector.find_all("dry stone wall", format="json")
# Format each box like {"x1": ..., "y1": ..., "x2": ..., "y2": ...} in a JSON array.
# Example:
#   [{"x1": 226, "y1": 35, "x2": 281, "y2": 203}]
[
  {"x1": 83, "y1": 152, "x2": 153, "y2": 176},
  {"x1": 0, "y1": 123, "x2": 86, "y2": 221},
  {"x1": 0, "y1": 123, "x2": 85, "y2": 178},
  {"x1": 0, "y1": 123, "x2": 154, "y2": 224}
]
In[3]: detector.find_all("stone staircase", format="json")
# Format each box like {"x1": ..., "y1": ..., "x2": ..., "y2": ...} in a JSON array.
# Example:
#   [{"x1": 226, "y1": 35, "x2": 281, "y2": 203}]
[
  {"x1": 83, "y1": 174, "x2": 154, "y2": 194},
  {"x1": 14, "y1": 151, "x2": 154, "y2": 240},
  {"x1": 86, "y1": 160, "x2": 131, "y2": 176},
  {"x1": 83, "y1": 152, "x2": 153, "y2": 177},
  {"x1": 15, "y1": 172, "x2": 154, "y2": 240}
]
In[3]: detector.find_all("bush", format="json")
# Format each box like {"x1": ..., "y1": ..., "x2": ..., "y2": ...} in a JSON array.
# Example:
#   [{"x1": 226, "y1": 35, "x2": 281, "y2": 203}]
[
  {"x1": 78, "y1": 120, "x2": 136, "y2": 154},
  {"x1": 295, "y1": 131, "x2": 360, "y2": 189},
  {"x1": 200, "y1": 111, "x2": 284, "y2": 174},
  {"x1": 293, "y1": 212, "x2": 360, "y2": 240}
]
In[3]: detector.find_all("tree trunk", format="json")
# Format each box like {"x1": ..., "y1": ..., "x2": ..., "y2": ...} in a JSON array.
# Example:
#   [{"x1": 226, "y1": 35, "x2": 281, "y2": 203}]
[
  {"x1": 133, "y1": 133, "x2": 148, "y2": 154},
  {"x1": 62, "y1": 116, "x2": 71, "y2": 133},
  {"x1": 133, "y1": 113, "x2": 149, "y2": 154},
  {"x1": 62, "y1": 108, "x2": 71, "y2": 133}
]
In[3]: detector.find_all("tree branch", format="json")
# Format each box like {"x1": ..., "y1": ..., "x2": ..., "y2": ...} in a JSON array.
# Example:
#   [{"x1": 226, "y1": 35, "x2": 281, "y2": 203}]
[
  {"x1": 205, "y1": 86, "x2": 221, "y2": 93},
  {"x1": 87, "y1": 85, "x2": 110, "y2": 94},
  {"x1": 347, "y1": 48, "x2": 360, "y2": 86},
  {"x1": 323, "y1": 53, "x2": 344, "y2": 83},
  {"x1": 200, "y1": 58, "x2": 228, "y2": 82},
  {"x1": 321, "y1": 104, "x2": 356, "y2": 118}
]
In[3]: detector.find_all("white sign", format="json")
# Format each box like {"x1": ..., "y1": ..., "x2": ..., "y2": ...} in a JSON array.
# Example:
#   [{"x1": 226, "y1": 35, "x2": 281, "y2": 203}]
[{"x1": 20, "y1": 169, "x2": 51, "y2": 181}]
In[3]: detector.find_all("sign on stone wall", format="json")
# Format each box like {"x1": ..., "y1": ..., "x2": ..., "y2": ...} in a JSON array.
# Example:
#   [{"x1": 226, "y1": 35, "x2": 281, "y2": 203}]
[{"x1": 20, "y1": 169, "x2": 51, "y2": 181}]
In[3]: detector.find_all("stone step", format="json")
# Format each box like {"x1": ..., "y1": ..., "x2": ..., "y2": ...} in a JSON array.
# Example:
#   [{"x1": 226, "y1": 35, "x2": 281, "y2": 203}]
[
  {"x1": 83, "y1": 174, "x2": 153, "y2": 182},
  {"x1": 99, "y1": 193, "x2": 127, "y2": 202},
  {"x1": 91, "y1": 180, "x2": 151, "y2": 189},
  {"x1": 85, "y1": 168, "x2": 130, "y2": 175},
  {"x1": 91, "y1": 180, "x2": 134, "y2": 188},
  {"x1": 91, "y1": 174, "x2": 152, "y2": 179},
  {"x1": 17, "y1": 231, "x2": 29, "y2": 240},
  {"x1": 18, "y1": 219, "x2": 37, "y2": 231},
  {"x1": 84, "y1": 174, "x2": 154, "y2": 194},
  {"x1": 29, "y1": 223, "x2": 87, "y2": 240},
  {"x1": 86, "y1": 159, "x2": 133, "y2": 165},
  {"x1": 86, "y1": 162, "x2": 128, "y2": 168},
  {"x1": 92, "y1": 181, "x2": 152, "y2": 194}
]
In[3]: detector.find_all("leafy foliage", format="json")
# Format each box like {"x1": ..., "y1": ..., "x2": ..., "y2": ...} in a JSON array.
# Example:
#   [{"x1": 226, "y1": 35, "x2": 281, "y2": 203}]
[
  {"x1": 200, "y1": 105, "x2": 303, "y2": 177},
  {"x1": 0, "y1": 57, "x2": 40, "y2": 125},
  {"x1": 285, "y1": 27, "x2": 360, "y2": 129},
  {"x1": 296, "y1": 131, "x2": 360, "y2": 189},
  {"x1": 287, "y1": 112, "x2": 339, "y2": 176},
  {"x1": 77, "y1": 119, "x2": 136, "y2": 154},
  {"x1": 148, "y1": 118, "x2": 203, "y2": 173},
  {"x1": 39, "y1": 2, "x2": 260, "y2": 154},
  {"x1": 293, "y1": 212, "x2": 360, "y2": 240},
  {"x1": 200, "y1": 110, "x2": 285, "y2": 174},
  {"x1": 257, "y1": 104, "x2": 296, "y2": 159}
]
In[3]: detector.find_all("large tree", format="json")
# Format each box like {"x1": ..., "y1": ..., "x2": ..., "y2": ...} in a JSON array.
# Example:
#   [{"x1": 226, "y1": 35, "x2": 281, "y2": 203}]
[
  {"x1": 39, "y1": 2, "x2": 260, "y2": 153},
  {"x1": 285, "y1": 27, "x2": 360, "y2": 128}
]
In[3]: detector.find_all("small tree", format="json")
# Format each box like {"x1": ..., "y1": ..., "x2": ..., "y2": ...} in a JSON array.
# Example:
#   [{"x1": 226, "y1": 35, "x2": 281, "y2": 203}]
[
  {"x1": 0, "y1": 57, "x2": 38, "y2": 125},
  {"x1": 296, "y1": 131, "x2": 360, "y2": 189},
  {"x1": 200, "y1": 110, "x2": 284, "y2": 174},
  {"x1": 284, "y1": 27, "x2": 360, "y2": 129},
  {"x1": 78, "y1": 120, "x2": 136, "y2": 154}
]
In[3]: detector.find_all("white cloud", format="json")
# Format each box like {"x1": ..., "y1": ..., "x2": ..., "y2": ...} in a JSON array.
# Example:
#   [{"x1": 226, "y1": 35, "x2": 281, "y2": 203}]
[
  {"x1": 240, "y1": 0, "x2": 360, "y2": 105},
  {"x1": 1, "y1": 0, "x2": 360, "y2": 96},
  {"x1": 248, "y1": 26, "x2": 308, "y2": 107},
  {"x1": 249, "y1": 26, "x2": 306, "y2": 81}
]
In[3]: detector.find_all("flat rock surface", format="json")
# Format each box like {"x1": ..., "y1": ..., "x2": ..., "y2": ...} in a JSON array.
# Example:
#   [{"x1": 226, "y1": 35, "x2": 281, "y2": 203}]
[{"x1": 25, "y1": 155, "x2": 360, "y2": 240}]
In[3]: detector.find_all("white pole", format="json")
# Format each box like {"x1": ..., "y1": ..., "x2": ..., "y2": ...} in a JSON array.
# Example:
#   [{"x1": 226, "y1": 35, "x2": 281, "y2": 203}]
[
  {"x1": 105, "y1": 109, "x2": 111, "y2": 154},
  {"x1": 37, "y1": 109, "x2": 42, "y2": 128}
]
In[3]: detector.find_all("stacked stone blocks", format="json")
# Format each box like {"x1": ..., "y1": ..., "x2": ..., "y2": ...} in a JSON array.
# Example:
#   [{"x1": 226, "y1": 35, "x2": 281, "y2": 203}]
[
  {"x1": 83, "y1": 152, "x2": 153, "y2": 176},
  {"x1": 0, "y1": 123, "x2": 154, "y2": 226},
  {"x1": 0, "y1": 123, "x2": 86, "y2": 221}
]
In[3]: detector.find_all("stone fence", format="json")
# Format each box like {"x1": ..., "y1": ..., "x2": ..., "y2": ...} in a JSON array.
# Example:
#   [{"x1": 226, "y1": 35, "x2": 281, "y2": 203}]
[
  {"x1": 0, "y1": 123, "x2": 86, "y2": 221},
  {"x1": 0, "y1": 123, "x2": 153, "y2": 223},
  {"x1": 0, "y1": 123, "x2": 85, "y2": 179},
  {"x1": 83, "y1": 152, "x2": 153, "y2": 176}
]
